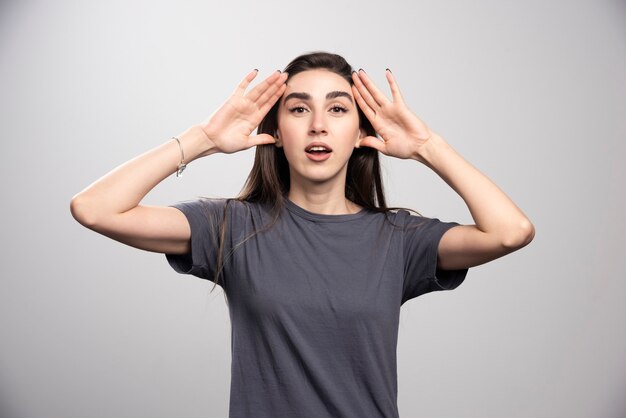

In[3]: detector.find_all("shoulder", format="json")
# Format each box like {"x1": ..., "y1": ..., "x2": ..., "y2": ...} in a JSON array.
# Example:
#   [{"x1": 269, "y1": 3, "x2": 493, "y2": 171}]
[
  {"x1": 165, "y1": 198, "x2": 272, "y2": 255},
  {"x1": 384, "y1": 209, "x2": 461, "y2": 244},
  {"x1": 169, "y1": 197, "x2": 264, "y2": 225},
  {"x1": 377, "y1": 208, "x2": 432, "y2": 230},
  {"x1": 182, "y1": 197, "x2": 261, "y2": 213}
]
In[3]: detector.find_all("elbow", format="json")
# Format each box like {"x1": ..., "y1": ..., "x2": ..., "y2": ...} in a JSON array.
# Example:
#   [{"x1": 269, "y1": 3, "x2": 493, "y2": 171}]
[
  {"x1": 70, "y1": 194, "x2": 99, "y2": 227},
  {"x1": 501, "y1": 219, "x2": 535, "y2": 250}
]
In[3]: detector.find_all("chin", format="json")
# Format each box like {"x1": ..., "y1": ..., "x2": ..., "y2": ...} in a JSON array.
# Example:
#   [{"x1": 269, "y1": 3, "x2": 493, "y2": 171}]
[{"x1": 298, "y1": 167, "x2": 347, "y2": 185}]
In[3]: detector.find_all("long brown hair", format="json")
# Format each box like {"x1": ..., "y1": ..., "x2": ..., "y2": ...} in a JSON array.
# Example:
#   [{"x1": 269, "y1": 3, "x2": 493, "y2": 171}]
[{"x1": 206, "y1": 51, "x2": 419, "y2": 295}]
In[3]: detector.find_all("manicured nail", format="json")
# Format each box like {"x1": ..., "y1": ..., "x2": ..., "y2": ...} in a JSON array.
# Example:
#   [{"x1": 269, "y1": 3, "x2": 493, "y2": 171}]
[
  {"x1": 253, "y1": 68, "x2": 258, "y2": 72},
  {"x1": 358, "y1": 68, "x2": 365, "y2": 73},
  {"x1": 276, "y1": 69, "x2": 281, "y2": 73},
  {"x1": 386, "y1": 68, "x2": 392, "y2": 73}
]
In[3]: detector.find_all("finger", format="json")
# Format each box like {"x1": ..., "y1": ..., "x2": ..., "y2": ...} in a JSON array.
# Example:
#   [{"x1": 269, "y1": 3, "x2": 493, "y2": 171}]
[
  {"x1": 352, "y1": 71, "x2": 380, "y2": 111},
  {"x1": 354, "y1": 70, "x2": 389, "y2": 108},
  {"x1": 234, "y1": 69, "x2": 260, "y2": 96},
  {"x1": 248, "y1": 133, "x2": 277, "y2": 148},
  {"x1": 245, "y1": 70, "x2": 282, "y2": 103},
  {"x1": 351, "y1": 84, "x2": 375, "y2": 120},
  {"x1": 385, "y1": 69, "x2": 405, "y2": 104},
  {"x1": 358, "y1": 135, "x2": 387, "y2": 154},
  {"x1": 257, "y1": 82, "x2": 287, "y2": 116},
  {"x1": 255, "y1": 72, "x2": 288, "y2": 110}
]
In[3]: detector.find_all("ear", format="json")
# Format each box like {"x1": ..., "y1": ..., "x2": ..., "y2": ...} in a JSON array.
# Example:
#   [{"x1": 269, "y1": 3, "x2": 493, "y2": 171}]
[
  {"x1": 354, "y1": 128, "x2": 367, "y2": 149},
  {"x1": 275, "y1": 129, "x2": 283, "y2": 148}
]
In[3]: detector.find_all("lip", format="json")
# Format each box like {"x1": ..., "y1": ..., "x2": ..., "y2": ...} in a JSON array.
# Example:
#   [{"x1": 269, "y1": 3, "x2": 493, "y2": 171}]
[
  {"x1": 304, "y1": 141, "x2": 333, "y2": 162},
  {"x1": 304, "y1": 141, "x2": 333, "y2": 152},
  {"x1": 306, "y1": 151, "x2": 332, "y2": 162}
]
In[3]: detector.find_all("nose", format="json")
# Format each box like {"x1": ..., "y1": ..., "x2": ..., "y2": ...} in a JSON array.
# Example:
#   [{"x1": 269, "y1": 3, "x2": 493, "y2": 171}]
[{"x1": 308, "y1": 112, "x2": 327, "y2": 136}]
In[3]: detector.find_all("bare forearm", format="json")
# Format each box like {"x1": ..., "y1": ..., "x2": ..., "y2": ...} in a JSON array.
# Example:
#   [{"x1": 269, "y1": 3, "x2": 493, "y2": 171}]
[
  {"x1": 417, "y1": 133, "x2": 534, "y2": 246},
  {"x1": 71, "y1": 124, "x2": 216, "y2": 223}
]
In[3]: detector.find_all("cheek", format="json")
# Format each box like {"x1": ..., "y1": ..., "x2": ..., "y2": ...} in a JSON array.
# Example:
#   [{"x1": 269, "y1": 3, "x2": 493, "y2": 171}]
[
  {"x1": 276, "y1": 115, "x2": 297, "y2": 137},
  {"x1": 278, "y1": 126, "x2": 298, "y2": 148},
  {"x1": 339, "y1": 120, "x2": 361, "y2": 146},
  {"x1": 278, "y1": 129, "x2": 300, "y2": 159}
]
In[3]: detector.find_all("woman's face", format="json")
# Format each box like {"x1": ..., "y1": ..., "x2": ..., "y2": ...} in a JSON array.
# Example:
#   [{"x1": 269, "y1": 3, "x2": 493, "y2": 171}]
[{"x1": 276, "y1": 69, "x2": 364, "y2": 186}]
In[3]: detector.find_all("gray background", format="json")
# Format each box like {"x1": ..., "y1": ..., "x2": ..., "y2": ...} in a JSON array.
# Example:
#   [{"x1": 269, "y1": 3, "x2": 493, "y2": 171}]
[{"x1": 1, "y1": 0, "x2": 624, "y2": 417}]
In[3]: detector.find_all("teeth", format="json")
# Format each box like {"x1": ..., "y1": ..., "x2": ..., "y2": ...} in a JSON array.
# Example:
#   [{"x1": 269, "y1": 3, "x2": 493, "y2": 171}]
[{"x1": 309, "y1": 146, "x2": 327, "y2": 151}]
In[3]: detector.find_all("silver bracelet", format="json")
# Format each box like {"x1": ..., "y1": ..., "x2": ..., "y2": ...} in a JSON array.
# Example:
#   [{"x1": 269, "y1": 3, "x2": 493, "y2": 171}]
[{"x1": 172, "y1": 136, "x2": 187, "y2": 177}]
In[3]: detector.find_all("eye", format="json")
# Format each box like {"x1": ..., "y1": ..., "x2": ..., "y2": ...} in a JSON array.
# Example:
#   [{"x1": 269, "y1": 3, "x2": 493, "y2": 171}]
[
  {"x1": 330, "y1": 105, "x2": 348, "y2": 113},
  {"x1": 287, "y1": 105, "x2": 348, "y2": 114}
]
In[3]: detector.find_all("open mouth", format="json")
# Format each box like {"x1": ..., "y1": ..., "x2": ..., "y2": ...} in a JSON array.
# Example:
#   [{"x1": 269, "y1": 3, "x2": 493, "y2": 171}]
[
  {"x1": 306, "y1": 146, "x2": 332, "y2": 155},
  {"x1": 305, "y1": 142, "x2": 333, "y2": 154}
]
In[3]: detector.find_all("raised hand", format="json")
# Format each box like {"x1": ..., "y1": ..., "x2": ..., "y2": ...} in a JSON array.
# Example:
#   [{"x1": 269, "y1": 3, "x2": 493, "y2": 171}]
[
  {"x1": 200, "y1": 70, "x2": 288, "y2": 154},
  {"x1": 351, "y1": 69, "x2": 434, "y2": 162}
]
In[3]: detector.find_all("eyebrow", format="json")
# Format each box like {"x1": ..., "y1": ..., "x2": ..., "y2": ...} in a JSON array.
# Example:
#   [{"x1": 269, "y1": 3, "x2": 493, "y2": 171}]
[{"x1": 283, "y1": 91, "x2": 354, "y2": 104}]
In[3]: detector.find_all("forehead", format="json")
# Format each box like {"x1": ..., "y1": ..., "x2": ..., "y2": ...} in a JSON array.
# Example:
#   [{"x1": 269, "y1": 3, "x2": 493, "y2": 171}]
[{"x1": 283, "y1": 69, "x2": 351, "y2": 96}]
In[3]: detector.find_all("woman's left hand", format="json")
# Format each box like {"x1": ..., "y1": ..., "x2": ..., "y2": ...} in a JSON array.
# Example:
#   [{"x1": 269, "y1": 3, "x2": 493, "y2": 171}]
[{"x1": 351, "y1": 69, "x2": 434, "y2": 162}]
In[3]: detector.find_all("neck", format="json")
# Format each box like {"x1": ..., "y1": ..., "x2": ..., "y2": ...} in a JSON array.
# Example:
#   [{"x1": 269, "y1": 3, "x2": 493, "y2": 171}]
[{"x1": 287, "y1": 172, "x2": 361, "y2": 215}]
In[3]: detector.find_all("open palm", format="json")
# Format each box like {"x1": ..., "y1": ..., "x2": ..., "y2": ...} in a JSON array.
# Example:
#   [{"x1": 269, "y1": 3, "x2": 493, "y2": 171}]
[
  {"x1": 200, "y1": 70, "x2": 288, "y2": 154},
  {"x1": 351, "y1": 70, "x2": 434, "y2": 161}
]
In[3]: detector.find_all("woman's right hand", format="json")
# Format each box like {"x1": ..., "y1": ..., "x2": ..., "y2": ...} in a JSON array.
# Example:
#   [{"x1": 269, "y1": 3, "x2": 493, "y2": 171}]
[
  {"x1": 71, "y1": 69, "x2": 287, "y2": 253},
  {"x1": 199, "y1": 69, "x2": 288, "y2": 154}
]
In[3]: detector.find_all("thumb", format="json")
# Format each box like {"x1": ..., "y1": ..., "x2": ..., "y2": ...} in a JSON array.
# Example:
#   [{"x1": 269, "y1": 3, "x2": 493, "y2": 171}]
[
  {"x1": 249, "y1": 133, "x2": 277, "y2": 147},
  {"x1": 357, "y1": 135, "x2": 386, "y2": 153}
]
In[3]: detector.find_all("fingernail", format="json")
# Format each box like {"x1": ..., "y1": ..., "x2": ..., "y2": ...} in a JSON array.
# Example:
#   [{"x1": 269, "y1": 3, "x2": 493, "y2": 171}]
[
  {"x1": 358, "y1": 68, "x2": 365, "y2": 73},
  {"x1": 253, "y1": 68, "x2": 258, "y2": 72},
  {"x1": 276, "y1": 69, "x2": 281, "y2": 73},
  {"x1": 352, "y1": 70, "x2": 357, "y2": 75},
  {"x1": 386, "y1": 68, "x2": 392, "y2": 73}
]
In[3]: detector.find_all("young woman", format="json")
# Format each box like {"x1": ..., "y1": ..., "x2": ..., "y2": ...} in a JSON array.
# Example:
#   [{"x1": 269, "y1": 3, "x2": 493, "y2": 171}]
[{"x1": 71, "y1": 51, "x2": 534, "y2": 417}]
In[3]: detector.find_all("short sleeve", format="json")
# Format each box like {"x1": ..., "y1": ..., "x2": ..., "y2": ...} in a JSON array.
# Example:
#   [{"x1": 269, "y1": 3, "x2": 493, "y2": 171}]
[
  {"x1": 401, "y1": 212, "x2": 469, "y2": 304},
  {"x1": 164, "y1": 197, "x2": 227, "y2": 281}
]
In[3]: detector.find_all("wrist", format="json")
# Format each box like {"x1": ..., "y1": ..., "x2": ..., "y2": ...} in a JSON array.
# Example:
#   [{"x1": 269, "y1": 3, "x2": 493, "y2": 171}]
[
  {"x1": 178, "y1": 125, "x2": 219, "y2": 161},
  {"x1": 411, "y1": 133, "x2": 450, "y2": 168}
]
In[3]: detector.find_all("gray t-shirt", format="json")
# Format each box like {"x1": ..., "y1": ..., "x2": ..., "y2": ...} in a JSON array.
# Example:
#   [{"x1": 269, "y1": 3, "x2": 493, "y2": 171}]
[{"x1": 165, "y1": 197, "x2": 468, "y2": 418}]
